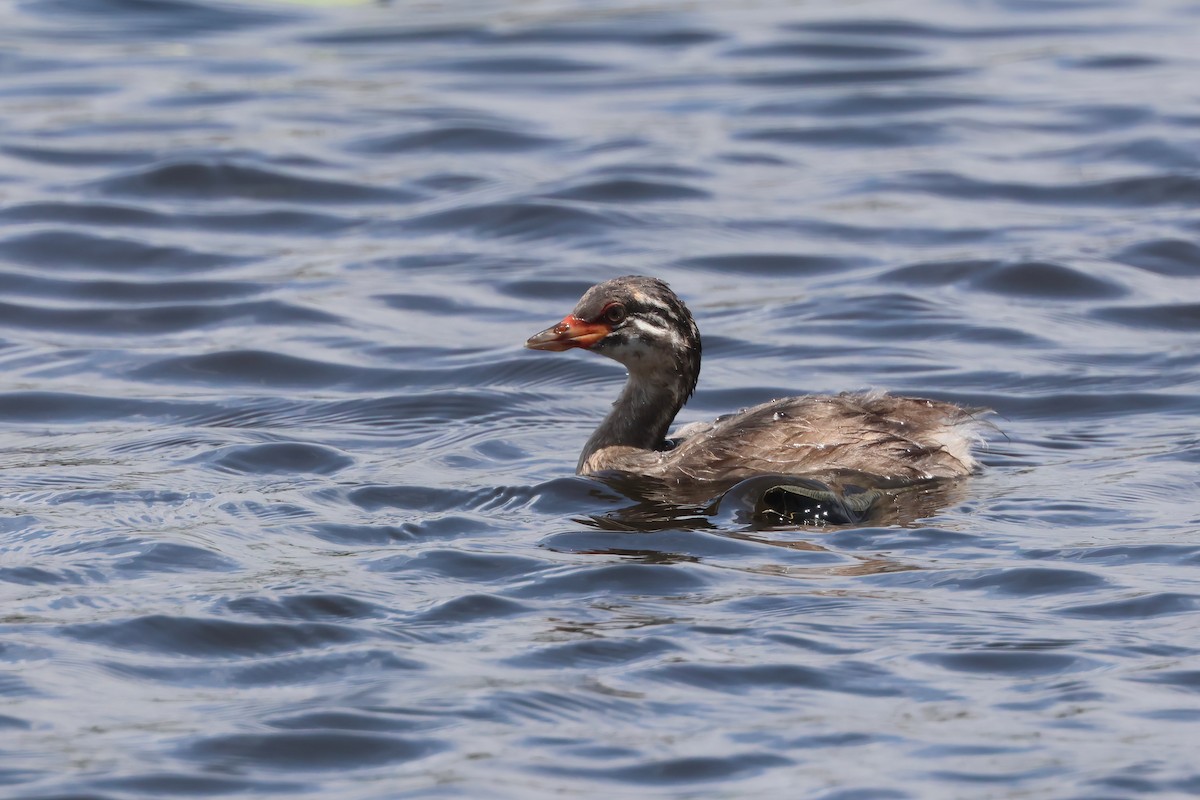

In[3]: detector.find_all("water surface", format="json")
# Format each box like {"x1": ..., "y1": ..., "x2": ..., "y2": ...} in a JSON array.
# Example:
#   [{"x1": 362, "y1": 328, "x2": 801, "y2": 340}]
[{"x1": 0, "y1": 0, "x2": 1198, "y2": 797}]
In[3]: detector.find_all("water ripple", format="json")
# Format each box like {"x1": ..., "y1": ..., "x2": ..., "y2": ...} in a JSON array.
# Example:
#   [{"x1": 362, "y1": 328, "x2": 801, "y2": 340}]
[
  {"x1": 350, "y1": 125, "x2": 562, "y2": 154},
  {"x1": 183, "y1": 731, "x2": 445, "y2": 770},
  {"x1": 0, "y1": 230, "x2": 242, "y2": 272},
  {"x1": 30, "y1": 0, "x2": 299, "y2": 38},
  {"x1": 91, "y1": 159, "x2": 416, "y2": 203},
  {"x1": 65, "y1": 615, "x2": 362, "y2": 657},
  {"x1": 888, "y1": 171, "x2": 1200, "y2": 206}
]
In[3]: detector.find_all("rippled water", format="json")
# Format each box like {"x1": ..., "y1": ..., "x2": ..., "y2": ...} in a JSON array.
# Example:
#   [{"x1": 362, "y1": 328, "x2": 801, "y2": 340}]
[{"x1": 1, "y1": 0, "x2": 1198, "y2": 796}]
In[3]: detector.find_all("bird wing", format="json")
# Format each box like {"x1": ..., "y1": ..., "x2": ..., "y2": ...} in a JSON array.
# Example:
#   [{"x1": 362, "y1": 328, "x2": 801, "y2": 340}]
[{"x1": 664, "y1": 392, "x2": 988, "y2": 483}]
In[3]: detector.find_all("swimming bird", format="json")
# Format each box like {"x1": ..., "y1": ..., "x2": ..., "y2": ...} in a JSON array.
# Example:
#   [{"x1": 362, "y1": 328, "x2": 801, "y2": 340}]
[{"x1": 526, "y1": 276, "x2": 988, "y2": 491}]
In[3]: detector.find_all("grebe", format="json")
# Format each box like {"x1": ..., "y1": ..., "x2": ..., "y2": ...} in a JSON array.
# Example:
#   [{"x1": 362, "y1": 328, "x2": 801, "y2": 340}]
[{"x1": 526, "y1": 276, "x2": 988, "y2": 489}]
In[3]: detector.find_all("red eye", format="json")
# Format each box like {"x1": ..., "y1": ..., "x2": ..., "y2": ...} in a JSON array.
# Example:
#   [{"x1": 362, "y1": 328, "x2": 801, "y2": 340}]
[{"x1": 603, "y1": 304, "x2": 627, "y2": 324}]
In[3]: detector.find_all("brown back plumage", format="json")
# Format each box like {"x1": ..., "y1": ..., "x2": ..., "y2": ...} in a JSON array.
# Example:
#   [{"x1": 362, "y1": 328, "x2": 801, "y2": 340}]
[{"x1": 656, "y1": 392, "x2": 987, "y2": 484}]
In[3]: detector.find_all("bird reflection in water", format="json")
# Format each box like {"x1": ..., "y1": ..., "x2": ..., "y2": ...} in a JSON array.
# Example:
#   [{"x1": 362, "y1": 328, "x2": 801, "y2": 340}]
[{"x1": 558, "y1": 471, "x2": 969, "y2": 577}]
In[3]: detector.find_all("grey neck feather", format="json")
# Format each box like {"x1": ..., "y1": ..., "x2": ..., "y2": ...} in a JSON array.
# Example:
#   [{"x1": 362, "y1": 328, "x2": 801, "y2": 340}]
[{"x1": 577, "y1": 366, "x2": 690, "y2": 472}]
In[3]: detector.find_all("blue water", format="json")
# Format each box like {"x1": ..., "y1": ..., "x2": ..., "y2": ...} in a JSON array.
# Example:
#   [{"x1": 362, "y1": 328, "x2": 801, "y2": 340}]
[{"x1": 1, "y1": 0, "x2": 1198, "y2": 797}]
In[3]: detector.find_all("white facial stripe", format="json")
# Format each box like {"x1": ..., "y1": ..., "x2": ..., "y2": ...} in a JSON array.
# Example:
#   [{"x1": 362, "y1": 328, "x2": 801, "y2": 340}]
[
  {"x1": 630, "y1": 315, "x2": 668, "y2": 334},
  {"x1": 640, "y1": 297, "x2": 673, "y2": 316},
  {"x1": 629, "y1": 316, "x2": 685, "y2": 350}
]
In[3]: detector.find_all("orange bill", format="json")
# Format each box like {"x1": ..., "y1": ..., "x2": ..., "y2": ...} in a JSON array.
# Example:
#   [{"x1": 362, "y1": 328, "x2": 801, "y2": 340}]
[{"x1": 525, "y1": 315, "x2": 610, "y2": 351}]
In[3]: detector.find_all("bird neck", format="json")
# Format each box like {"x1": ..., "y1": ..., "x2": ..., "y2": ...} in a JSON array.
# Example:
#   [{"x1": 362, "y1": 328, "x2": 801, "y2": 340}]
[{"x1": 577, "y1": 364, "x2": 692, "y2": 472}]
